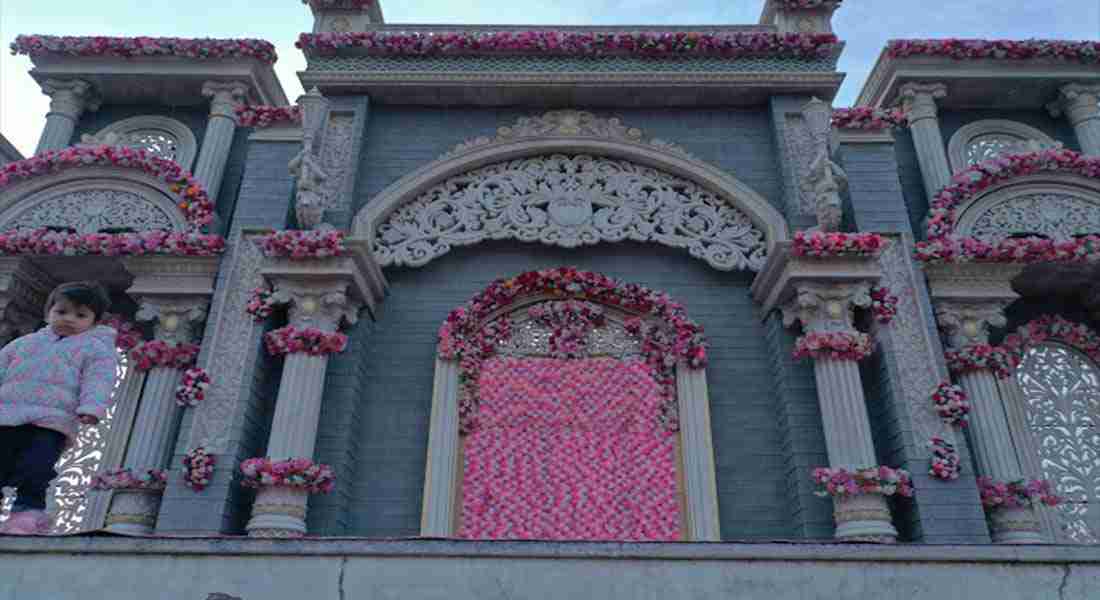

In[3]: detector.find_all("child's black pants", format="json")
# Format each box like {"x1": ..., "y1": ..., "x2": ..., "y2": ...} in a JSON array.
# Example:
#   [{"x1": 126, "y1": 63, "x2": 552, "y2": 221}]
[{"x1": 0, "y1": 425, "x2": 65, "y2": 512}]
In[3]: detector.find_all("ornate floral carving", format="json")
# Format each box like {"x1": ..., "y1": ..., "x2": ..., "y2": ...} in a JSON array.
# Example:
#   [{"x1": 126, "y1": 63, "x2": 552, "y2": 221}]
[
  {"x1": 967, "y1": 192, "x2": 1100, "y2": 244},
  {"x1": 6, "y1": 189, "x2": 176, "y2": 234},
  {"x1": 374, "y1": 154, "x2": 767, "y2": 271}
]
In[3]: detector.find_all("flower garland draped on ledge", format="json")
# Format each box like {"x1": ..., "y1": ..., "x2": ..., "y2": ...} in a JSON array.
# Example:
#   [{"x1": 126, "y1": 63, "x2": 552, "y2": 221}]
[
  {"x1": 947, "y1": 315, "x2": 1100, "y2": 380},
  {"x1": 831, "y1": 107, "x2": 908, "y2": 131},
  {"x1": 239, "y1": 458, "x2": 335, "y2": 494},
  {"x1": 303, "y1": 0, "x2": 373, "y2": 8},
  {"x1": 791, "y1": 231, "x2": 888, "y2": 258},
  {"x1": 10, "y1": 35, "x2": 278, "y2": 64},
  {"x1": 775, "y1": 0, "x2": 842, "y2": 8},
  {"x1": 235, "y1": 105, "x2": 302, "y2": 128},
  {"x1": 259, "y1": 230, "x2": 345, "y2": 259},
  {"x1": 91, "y1": 468, "x2": 167, "y2": 491},
  {"x1": 887, "y1": 39, "x2": 1100, "y2": 64},
  {"x1": 978, "y1": 477, "x2": 1063, "y2": 509},
  {"x1": 916, "y1": 149, "x2": 1100, "y2": 264},
  {"x1": 296, "y1": 30, "x2": 841, "y2": 59},
  {"x1": 812, "y1": 466, "x2": 914, "y2": 498},
  {"x1": 0, "y1": 230, "x2": 225, "y2": 257}
]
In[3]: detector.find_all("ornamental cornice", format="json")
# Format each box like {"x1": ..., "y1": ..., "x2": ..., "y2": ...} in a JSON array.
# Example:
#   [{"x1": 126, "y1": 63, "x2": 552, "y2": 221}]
[
  {"x1": 258, "y1": 235, "x2": 386, "y2": 319},
  {"x1": 922, "y1": 262, "x2": 1023, "y2": 306},
  {"x1": 122, "y1": 255, "x2": 221, "y2": 298},
  {"x1": 750, "y1": 241, "x2": 883, "y2": 316}
]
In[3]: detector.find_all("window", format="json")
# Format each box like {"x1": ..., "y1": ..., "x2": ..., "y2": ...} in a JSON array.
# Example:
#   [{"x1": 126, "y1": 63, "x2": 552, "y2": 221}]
[
  {"x1": 947, "y1": 120, "x2": 1058, "y2": 173},
  {"x1": 93, "y1": 116, "x2": 198, "y2": 170}
]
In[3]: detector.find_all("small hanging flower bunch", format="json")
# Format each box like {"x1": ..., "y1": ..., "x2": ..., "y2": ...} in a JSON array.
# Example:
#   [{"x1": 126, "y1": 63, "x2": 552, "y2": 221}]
[
  {"x1": 978, "y1": 477, "x2": 1063, "y2": 509},
  {"x1": 182, "y1": 447, "x2": 216, "y2": 492},
  {"x1": 91, "y1": 468, "x2": 168, "y2": 491},
  {"x1": 931, "y1": 382, "x2": 970, "y2": 427},
  {"x1": 245, "y1": 286, "x2": 283, "y2": 322},
  {"x1": 869, "y1": 285, "x2": 899, "y2": 324},
  {"x1": 175, "y1": 367, "x2": 211, "y2": 407},
  {"x1": 929, "y1": 437, "x2": 962, "y2": 481},
  {"x1": 101, "y1": 313, "x2": 144, "y2": 352}
]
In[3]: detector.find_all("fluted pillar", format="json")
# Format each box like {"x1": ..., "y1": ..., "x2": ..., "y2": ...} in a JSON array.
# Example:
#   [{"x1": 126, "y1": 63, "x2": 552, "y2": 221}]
[
  {"x1": 782, "y1": 282, "x2": 898, "y2": 542},
  {"x1": 246, "y1": 280, "x2": 362, "y2": 538},
  {"x1": 899, "y1": 83, "x2": 952, "y2": 198},
  {"x1": 193, "y1": 82, "x2": 248, "y2": 204},
  {"x1": 35, "y1": 79, "x2": 100, "y2": 154},
  {"x1": 936, "y1": 301, "x2": 1043, "y2": 543},
  {"x1": 1048, "y1": 84, "x2": 1100, "y2": 156},
  {"x1": 105, "y1": 299, "x2": 208, "y2": 534}
]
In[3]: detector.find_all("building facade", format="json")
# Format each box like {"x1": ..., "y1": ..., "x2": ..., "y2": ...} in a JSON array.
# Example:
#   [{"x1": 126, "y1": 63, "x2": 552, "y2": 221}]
[{"x1": 1, "y1": 1, "x2": 1100, "y2": 597}]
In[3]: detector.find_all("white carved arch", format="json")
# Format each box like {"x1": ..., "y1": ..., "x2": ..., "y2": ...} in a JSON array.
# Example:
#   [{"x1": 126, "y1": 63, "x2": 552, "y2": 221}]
[
  {"x1": 947, "y1": 119, "x2": 1059, "y2": 173},
  {"x1": 354, "y1": 116, "x2": 788, "y2": 273},
  {"x1": 422, "y1": 294, "x2": 721, "y2": 542},
  {"x1": 94, "y1": 116, "x2": 199, "y2": 170},
  {"x1": 953, "y1": 175, "x2": 1100, "y2": 244},
  {"x1": 0, "y1": 167, "x2": 191, "y2": 233}
]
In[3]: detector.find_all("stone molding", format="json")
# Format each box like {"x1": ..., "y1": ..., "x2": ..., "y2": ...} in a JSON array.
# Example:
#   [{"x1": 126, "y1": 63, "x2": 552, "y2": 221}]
[
  {"x1": 922, "y1": 261, "x2": 1024, "y2": 306},
  {"x1": 759, "y1": 0, "x2": 839, "y2": 34},
  {"x1": 934, "y1": 300, "x2": 1010, "y2": 350},
  {"x1": 40, "y1": 78, "x2": 101, "y2": 119},
  {"x1": 93, "y1": 115, "x2": 199, "y2": 171},
  {"x1": 951, "y1": 176, "x2": 1100, "y2": 243},
  {"x1": 122, "y1": 256, "x2": 221, "y2": 298},
  {"x1": 750, "y1": 241, "x2": 883, "y2": 316},
  {"x1": 305, "y1": 0, "x2": 385, "y2": 32},
  {"x1": 259, "y1": 237, "x2": 386, "y2": 320},
  {"x1": 354, "y1": 134, "x2": 790, "y2": 271},
  {"x1": 946, "y1": 119, "x2": 1058, "y2": 173},
  {"x1": 837, "y1": 129, "x2": 895, "y2": 145}
]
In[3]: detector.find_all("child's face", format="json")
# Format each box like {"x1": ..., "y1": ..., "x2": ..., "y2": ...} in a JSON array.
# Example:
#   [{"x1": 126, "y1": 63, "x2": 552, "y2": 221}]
[{"x1": 46, "y1": 297, "x2": 97, "y2": 337}]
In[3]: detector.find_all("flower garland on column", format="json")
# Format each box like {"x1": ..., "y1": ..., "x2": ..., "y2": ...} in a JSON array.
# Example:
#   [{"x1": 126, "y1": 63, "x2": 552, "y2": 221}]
[
  {"x1": 128, "y1": 340, "x2": 201, "y2": 371},
  {"x1": 978, "y1": 477, "x2": 1063, "y2": 510},
  {"x1": 91, "y1": 468, "x2": 168, "y2": 491},
  {"x1": 811, "y1": 466, "x2": 914, "y2": 498},
  {"x1": 869, "y1": 285, "x2": 899, "y2": 324},
  {"x1": 929, "y1": 437, "x2": 962, "y2": 481},
  {"x1": 245, "y1": 286, "x2": 284, "y2": 322},
  {"x1": 263, "y1": 326, "x2": 348, "y2": 356},
  {"x1": 239, "y1": 458, "x2": 335, "y2": 494},
  {"x1": 793, "y1": 331, "x2": 874, "y2": 362}
]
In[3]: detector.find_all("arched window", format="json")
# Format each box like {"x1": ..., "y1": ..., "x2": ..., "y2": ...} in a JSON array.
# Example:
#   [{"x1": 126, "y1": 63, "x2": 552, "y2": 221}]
[
  {"x1": 1015, "y1": 342, "x2": 1100, "y2": 543},
  {"x1": 947, "y1": 120, "x2": 1059, "y2": 172},
  {"x1": 421, "y1": 271, "x2": 720, "y2": 541},
  {"x1": 92, "y1": 116, "x2": 199, "y2": 170}
]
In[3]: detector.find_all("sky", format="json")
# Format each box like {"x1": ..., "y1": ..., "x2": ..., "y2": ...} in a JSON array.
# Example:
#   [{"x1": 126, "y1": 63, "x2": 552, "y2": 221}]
[{"x1": 0, "y1": 0, "x2": 1098, "y2": 156}]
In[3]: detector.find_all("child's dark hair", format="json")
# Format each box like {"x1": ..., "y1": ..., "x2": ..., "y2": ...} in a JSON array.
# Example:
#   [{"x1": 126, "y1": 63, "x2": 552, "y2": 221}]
[{"x1": 45, "y1": 281, "x2": 112, "y2": 321}]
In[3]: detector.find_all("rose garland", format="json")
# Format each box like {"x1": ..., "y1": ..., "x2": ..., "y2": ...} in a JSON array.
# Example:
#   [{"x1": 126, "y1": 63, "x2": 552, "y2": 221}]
[
  {"x1": 869, "y1": 285, "x2": 899, "y2": 324},
  {"x1": 944, "y1": 343, "x2": 1020, "y2": 379},
  {"x1": 245, "y1": 286, "x2": 283, "y2": 322},
  {"x1": 128, "y1": 340, "x2": 200, "y2": 372},
  {"x1": 264, "y1": 326, "x2": 348, "y2": 357},
  {"x1": 0, "y1": 145, "x2": 214, "y2": 230},
  {"x1": 775, "y1": 0, "x2": 842, "y2": 8},
  {"x1": 527, "y1": 300, "x2": 607, "y2": 359},
  {"x1": 791, "y1": 231, "x2": 888, "y2": 258},
  {"x1": 1002, "y1": 314, "x2": 1100, "y2": 366},
  {"x1": 303, "y1": 0, "x2": 373, "y2": 8},
  {"x1": 793, "y1": 331, "x2": 874, "y2": 362},
  {"x1": 916, "y1": 149, "x2": 1100, "y2": 264},
  {"x1": 258, "y1": 229, "x2": 346, "y2": 259},
  {"x1": 812, "y1": 466, "x2": 915, "y2": 498},
  {"x1": 182, "y1": 447, "x2": 216, "y2": 492},
  {"x1": 831, "y1": 107, "x2": 909, "y2": 131},
  {"x1": 91, "y1": 468, "x2": 167, "y2": 491},
  {"x1": 239, "y1": 457, "x2": 335, "y2": 494},
  {"x1": 437, "y1": 267, "x2": 707, "y2": 434},
  {"x1": 931, "y1": 382, "x2": 970, "y2": 427},
  {"x1": 0, "y1": 229, "x2": 225, "y2": 258},
  {"x1": 175, "y1": 368, "x2": 211, "y2": 408},
  {"x1": 297, "y1": 31, "x2": 841, "y2": 60},
  {"x1": 101, "y1": 313, "x2": 143, "y2": 352},
  {"x1": 929, "y1": 437, "x2": 962, "y2": 481},
  {"x1": 235, "y1": 105, "x2": 302, "y2": 128},
  {"x1": 977, "y1": 476, "x2": 1063, "y2": 509},
  {"x1": 887, "y1": 39, "x2": 1100, "y2": 65},
  {"x1": 11, "y1": 35, "x2": 277, "y2": 64}
]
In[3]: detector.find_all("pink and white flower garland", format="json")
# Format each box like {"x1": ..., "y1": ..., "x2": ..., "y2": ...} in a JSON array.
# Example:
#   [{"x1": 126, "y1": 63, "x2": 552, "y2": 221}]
[
  {"x1": 0, "y1": 229, "x2": 225, "y2": 258},
  {"x1": 0, "y1": 145, "x2": 215, "y2": 230},
  {"x1": 235, "y1": 105, "x2": 302, "y2": 128},
  {"x1": 128, "y1": 340, "x2": 200, "y2": 372},
  {"x1": 775, "y1": 0, "x2": 842, "y2": 8},
  {"x1": 175, "y1": 368, "x2": 211, "y2": 407},
  {"x1": 831, "y1": 107, "x2": 908, "y2": 131},
  {"x1": 297, "y1": 31, "x2": 840, "y2": 60},
  {"x1": 812, "y1": 466, "x2": 915, "y2": 498},
  {"x1": 259, "y1": 229, "x2": 346, "y2": 259},
  {"x1": 91, "y1": 468, "x2": 167, "y2": 491},
  {"x1": 239, "y1": 457, "x2": 335, "y2": 494},
  {"x1": 528, "y1": 300, "x2": 607, "y2": 359},
  {"x1": 917, "y1": 149, "x2": 1100, "y2": 264},
  {"x1": 303, "y1": 0, "x2": 373, "y2": 9},
  {"x1": 977, "y1": 476, "x2": 1063, "y2": 509},
  {"x1": 245, "y1": 286, "x2": 282, "y2": 322},
  {"x1": 793, "y1": 331, "x2": 874, "y2": 362},
  {"x1": 102, "y1": 313, "x2": 143, "y2": 352},
  {"x1": 1002, "y1": 314, "x2": 1100, "y2": 366},
  {"x1": 182, "y1": 447, "x2": 216, "y2": 492},
  {"x1": 887, "y1": 39, "x2": 1100, "y2": 65},
  {"x1": 791, "y1": 231, "x2": 888, "y2": 258},
  {"x1": 264, "y1": 326, "x2": 348, "y2": 357},
  {"x1": 11, "y1": 35, "x2": 277, "y2": 64},
  {"x1": 931, "y1": 382, "x2": 970, "y2": 427},
  {"x1": 869, "y1": 285, "x2": 899, "y2": 324},
  {"x1": 944, "y1": 343, "x2": 1020, "y2": 380},
  {"x1": 929, "y1": 437, "x2": 962, "y2": 481}
]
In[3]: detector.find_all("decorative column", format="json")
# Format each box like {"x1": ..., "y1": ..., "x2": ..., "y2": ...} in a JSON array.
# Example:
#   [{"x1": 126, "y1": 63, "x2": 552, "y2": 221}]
[
  {"x1": 781, "y1": 282, "x2": 900, "y2": 542},
  {"x1": 35, "y1": 79, "x2": 100, "y2": 154},
  {"x1": 759, "y1": 0, "x2": 840, "y2": 33},
  {"x1": 936, "y1": 301, "x2": 1043, "y2": 543},
  {"x1": 1048, "y1": 84, "x2": 1100, "y2": 156},
  {"x1": 304, "y1": 0, "x2": 384, "y2": 33},
  {"x1": 898, "y1": 82, "x2": 952, "y2": 199},
  {"x1": 244, "y1": 236, "x2": 382, "y2": 538},
  {"x1": 193, "y1": 82, "x2": 248, "y2": 204},
  {"x1": 104, "y1": 299, "x2": 208, "y2": 534}
]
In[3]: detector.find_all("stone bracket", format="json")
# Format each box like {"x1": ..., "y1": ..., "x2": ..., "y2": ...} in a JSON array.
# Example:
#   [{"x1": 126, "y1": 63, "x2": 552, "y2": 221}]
[{"x1": 750, "y1": 241, "x2": 884, "y2": 320}]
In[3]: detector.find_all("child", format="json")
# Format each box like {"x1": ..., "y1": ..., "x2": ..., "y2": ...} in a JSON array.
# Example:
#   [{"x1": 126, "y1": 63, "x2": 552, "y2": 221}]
[{"x1": 0, "y1": 281, "x2": 119, "y2": 535}]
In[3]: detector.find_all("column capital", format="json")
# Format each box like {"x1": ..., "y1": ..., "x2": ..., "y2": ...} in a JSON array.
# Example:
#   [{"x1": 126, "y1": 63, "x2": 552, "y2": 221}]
[
  {"x1": 780, "y1": 281, "x2": 872, "y2": 334},
  {"x1": 40, "y1": 78, "x2": 101, "y2": 119},
  {"x1": 134, "y1": 297, "x2": 209, "y2": 344},
  {"x1": 270, "y1": 279, "x2": 362, "y2": 332},
  {"x1": 201, "y1": 81, "x2": 250, "y2": 120},
  {"x1": 1047, "y1": 83, "x2": 1100, "y2": 124},
  {"x1": 934, "y1": 300, "x2": 1009, "y2": 350},
  {"x1": 897, "y1": 82, "x2": 948, "y2": 122}
]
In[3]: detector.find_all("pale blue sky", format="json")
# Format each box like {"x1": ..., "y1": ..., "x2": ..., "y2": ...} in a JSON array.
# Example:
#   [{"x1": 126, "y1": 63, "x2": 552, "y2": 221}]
[{"x1": 1, "y1": 0, "x2": 1098, "y2": 156}]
